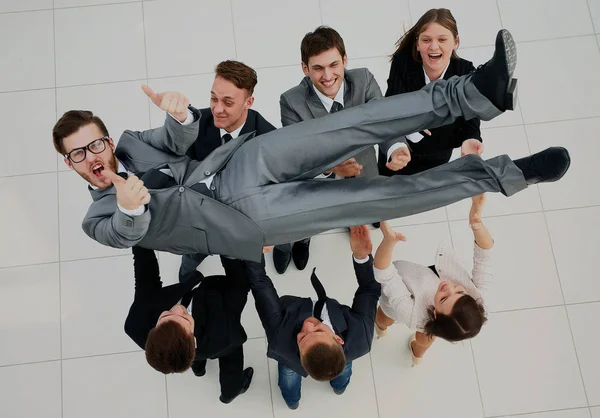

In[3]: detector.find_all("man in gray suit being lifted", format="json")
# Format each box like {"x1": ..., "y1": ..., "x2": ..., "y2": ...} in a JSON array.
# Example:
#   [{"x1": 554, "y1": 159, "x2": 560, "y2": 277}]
[{"x1": 53, "y1": 30, "x2": 570, "y2": 264}]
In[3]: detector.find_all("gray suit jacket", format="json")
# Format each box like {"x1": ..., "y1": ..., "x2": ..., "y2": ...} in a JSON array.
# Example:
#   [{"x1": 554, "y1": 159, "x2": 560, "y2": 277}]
[
  {"x1": 82, "y1": 110, "x2": 265, "y2": 262},
  {"x1": 279, "y1": 68, "x2": 403, "y2": 177}
]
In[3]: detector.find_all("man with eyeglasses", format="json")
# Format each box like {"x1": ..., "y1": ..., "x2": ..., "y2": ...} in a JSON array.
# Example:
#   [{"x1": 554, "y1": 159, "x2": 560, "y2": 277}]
[{"x1": 52, "y1": 30, "x2": 570, "y2": 263}]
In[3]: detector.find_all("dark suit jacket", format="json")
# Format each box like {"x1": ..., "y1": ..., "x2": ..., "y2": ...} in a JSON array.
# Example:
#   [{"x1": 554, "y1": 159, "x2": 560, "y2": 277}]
[
  {"x1": 186, "y1": 108, "x2": 276, "y2": 161},
  {"x1": 279, "y1": 68, "x2": 388, "y2": 178},
  {"x1": 124, "y1": 247, "x2": 249, "y2": 360},
  {"x1": 381, "y1": 52, "x2": 482, "y2": 175},
  {"x1": 245, "y1": 256, "x2": 381, "y2": 377}
]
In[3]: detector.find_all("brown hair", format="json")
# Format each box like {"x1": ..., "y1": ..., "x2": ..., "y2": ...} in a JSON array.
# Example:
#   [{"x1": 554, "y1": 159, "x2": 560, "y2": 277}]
[
  {"x1": 145, "y1": 321, "x2": 196, "y2": 374},
  {"x1": 301, "y1": 26, "x2": 347, "y2": 65},
  {"x1": 392, "y1": 8, "x2": 460, "y2": 62},
  {"x1": 300, "y1": 341, "x2": 346, "y2": 381},
  {"x1": 424, "y1": 295, "x2": 487, "y2": 342},
  {"x1": 52, "y1": 110, "x2": 109, "y2": 155},
  {"x1": 215, "y1": 60, "x2": 258, "y2": 96}
]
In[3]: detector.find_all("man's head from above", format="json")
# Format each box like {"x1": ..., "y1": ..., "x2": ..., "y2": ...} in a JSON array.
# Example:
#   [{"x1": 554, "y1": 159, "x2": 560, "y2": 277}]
[
  {"x1": 301, "y1": 26, "x2": 348, "y2": 100},
  {"x1": 53, "y1": 110, "x2": 117, "y2": 189},
  {"x1": 145, "y1": 304, "x2": 196, "y2": 374},
  {"x1": 210, "y1": 60, "x2": 257, "y2": 132},
  {"x1": 297, "y1": 316, "x2": 346, "y2": 381}
]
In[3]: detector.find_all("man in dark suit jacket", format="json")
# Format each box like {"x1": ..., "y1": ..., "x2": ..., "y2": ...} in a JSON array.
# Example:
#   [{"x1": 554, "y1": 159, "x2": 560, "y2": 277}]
[
  {"x1": 124, "y1": 246, "x2": 253, "y2": 404},
  {"x1": 246, "y1": 225, "x2": 380, "y2": 410},
  {"x1": 179, "y1": 60, "x2": 276, "y2": 282},
  {"x1": 272, "y1": 26, "x2": 398, "y2": 274}
]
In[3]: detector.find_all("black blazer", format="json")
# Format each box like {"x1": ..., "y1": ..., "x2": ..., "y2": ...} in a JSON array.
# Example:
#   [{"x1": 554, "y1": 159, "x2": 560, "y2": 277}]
[
  {"x1": 124, "y1": 247, "x2": 249, "y2": 360},
  {"x1": 186, "y1": 108, "x2": 276, "y2": 161},
  {"x1": 381, "y1": 51, "x2": 482, "y2": 175},
  {"x1": 245, "y1": 256, "x2": 381, "y2": 377}
]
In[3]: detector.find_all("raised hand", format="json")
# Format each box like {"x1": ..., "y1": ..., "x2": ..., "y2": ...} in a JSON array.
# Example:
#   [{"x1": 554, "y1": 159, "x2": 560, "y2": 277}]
[
  {"x1": 104, "y1": 170, "x2": 150, "y2": 211},
  {"x1": 469, "y1": 194, "x2": 486, "y2": 230},
  {"x1": 380, "y1": 220, "x2": 407, "y2": 243},
  {"x1": 327, "y1": 158, "x2": 363, "y2": 177},
  {"x1": 386, "y1": 146, "x2": 411, "y2": 171},
  {"x1": 461, "y1": 139, "x2": 484, "y2": 157},
  {"x1": 142, "y1": 85, "x2": 190, "y2": 123},
  {"x1": 349, "y1": 225, "x2": 373, "y2": 259}
]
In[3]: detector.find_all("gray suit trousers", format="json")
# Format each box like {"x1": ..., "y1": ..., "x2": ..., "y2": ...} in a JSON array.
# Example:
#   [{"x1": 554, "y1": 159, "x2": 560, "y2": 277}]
[{"x1": 214, "y1": 76, "x2": 526, "y2": 245}]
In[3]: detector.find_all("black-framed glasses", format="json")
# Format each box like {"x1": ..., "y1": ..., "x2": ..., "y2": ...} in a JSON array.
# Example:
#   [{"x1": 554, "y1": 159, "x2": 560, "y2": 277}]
[{"x1": 64, "y1": 136, "x2": 110, "y2": 163}]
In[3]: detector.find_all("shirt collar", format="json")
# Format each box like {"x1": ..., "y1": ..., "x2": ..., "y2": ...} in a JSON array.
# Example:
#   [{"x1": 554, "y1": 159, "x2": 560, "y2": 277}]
[
  {"x1": 423, "y1": 62, "x2": 451, "y2": 85},
  {"x1": 312, "y1": 79, "x2": 345, "y2": 112},
  {"x1": 219, "y1": 123, "x2": 244, "y2": 140}
]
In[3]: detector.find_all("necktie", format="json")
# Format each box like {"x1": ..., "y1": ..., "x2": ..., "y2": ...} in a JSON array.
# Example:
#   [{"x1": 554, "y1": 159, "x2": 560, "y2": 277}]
[
  {"x1": 330, "y1": 101, "x2": 343, "y2": 114},
  {"x1": 222, "y1": 133, "x2": 233, "y2": 144},
  {"x1": 180, "y1": 289, "x2": 194, "y2": 309},
  {"x1": 311, "y1": 268, "x2": 327, "y2": 322}
]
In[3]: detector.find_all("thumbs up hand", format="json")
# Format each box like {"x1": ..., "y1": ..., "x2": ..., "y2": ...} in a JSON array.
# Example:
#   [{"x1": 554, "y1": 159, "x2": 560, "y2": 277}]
[
  {"x1": 104, "y1": 170, "x2": 151, "y2": 210},
  {"x1": 142, "y1": 84, "x2": 190, "y2": 123}
]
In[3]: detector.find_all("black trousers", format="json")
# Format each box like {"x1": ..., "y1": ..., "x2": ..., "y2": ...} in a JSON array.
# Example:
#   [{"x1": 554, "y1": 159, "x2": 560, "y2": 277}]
[{"x1": 194, "y1": 345, "x2": 244, "y2": 398}]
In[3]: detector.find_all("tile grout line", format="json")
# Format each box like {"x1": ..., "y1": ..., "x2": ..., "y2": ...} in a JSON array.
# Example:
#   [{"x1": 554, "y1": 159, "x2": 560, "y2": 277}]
[
  {"x1": 164, "y1": 375, "x2": 170, "y2": 418},
  {"x1": 229, "y1": 0, "x2": 238, "y2": 59},
  {"x1": 467, "y1": 340, "x2": 487, "y2": 417},
  {"x1": 521, "y1": 92, "x2": 591, "y2": 408},
  {"x1": 318, "y1": 0, "x2": 324, "y2": 25},
  {"x1": 586, "y1": 0, "x2": 600, "y2": 52},
  {"x1": 264, "y1": 339, "x2": 276, "y2": 418},
  {"x1": 367, "y1": 353, "x2": 382, "y2": 418},
  {"x1": 141, "y1": 1, "x2": 152, "y2": 128},
  {"x1": 51, "y1": 2, "x2": 65, "y2": 418},
  {"x1": 486, "y1": 406, "x2": 593, "y2": 418}
]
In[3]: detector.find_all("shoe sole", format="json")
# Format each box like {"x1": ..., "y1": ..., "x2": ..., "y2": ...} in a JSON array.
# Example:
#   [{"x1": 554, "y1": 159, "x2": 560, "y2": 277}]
[{"x1": 500, "y1": 29, "x2": 518, "y2": 111}]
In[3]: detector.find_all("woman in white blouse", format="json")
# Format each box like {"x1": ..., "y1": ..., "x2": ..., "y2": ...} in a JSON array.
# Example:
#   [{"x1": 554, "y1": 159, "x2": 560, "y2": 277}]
[{"x1": 373, "y1": 194, "x2": 493, "y2": 365}]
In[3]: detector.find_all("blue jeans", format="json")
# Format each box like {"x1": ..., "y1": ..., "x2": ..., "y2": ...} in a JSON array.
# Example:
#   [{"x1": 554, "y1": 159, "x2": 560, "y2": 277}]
[{"x1": 277, "y1": 361, "x2": 353, "y2": 407}]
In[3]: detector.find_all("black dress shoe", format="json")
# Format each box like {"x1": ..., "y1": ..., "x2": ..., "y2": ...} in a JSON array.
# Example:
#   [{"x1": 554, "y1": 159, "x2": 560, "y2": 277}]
[
  {"x1": 219, "y1": 367, "x2": 254, "y2": 404},
  {"x1": 191, "y1": 360, "x2": 206, "y2": 377},
  {"x1": 471, "y1": 29, "x2": 518, "y2": 111},
  {"x1": 292, "y1": 240, "x2": 311, "y2": 270},
  {"x1": 372, "y1": 222, "x2": 380, "y2": 228},
  {"x1": 273, "y1": 247, "x2": 292, "y2": 274},
  {"x1": 513, "y1": 147, "x2": 571, "y2": 185}
]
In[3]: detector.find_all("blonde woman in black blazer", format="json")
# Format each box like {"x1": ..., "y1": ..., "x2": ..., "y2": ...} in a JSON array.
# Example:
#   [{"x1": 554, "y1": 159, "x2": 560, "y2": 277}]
[{"x1": 381, "y1": 8, "x2": 484, "y2": 176}]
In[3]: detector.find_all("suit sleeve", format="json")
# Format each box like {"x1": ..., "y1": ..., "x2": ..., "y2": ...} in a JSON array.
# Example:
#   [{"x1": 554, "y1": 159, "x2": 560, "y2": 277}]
[
  {"x1": 280, "y1": 94, "x2": 303, "y2": 127},
  {"x1": 220, "y1": 257, "x2": 250, "y2": 317},
  {"x1": 82, "y1": 200, "x2": 150, "y2": 249},
  {"x1": 364, "y1": 69, "x2": 383, "y2": 102},
  {"x1": 122, "y1": 106, "x2": 202, "y2": 156},
  {"x1": 244, "y1": 257, "x2": 283, "y2": 342},
  {"x1": 132, "y1": 246, "x2": 162, "y2": 298},
  {"x1": 350, "y1": 255, "x2": 381, "y2": 324}
]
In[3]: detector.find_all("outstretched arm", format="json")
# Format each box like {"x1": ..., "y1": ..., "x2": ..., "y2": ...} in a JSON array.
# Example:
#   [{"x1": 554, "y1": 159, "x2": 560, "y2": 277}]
[
  {"x1": 121, "y1": 85, "x2": 201, "y2": 156},
  {"x1": 244, "y1": 258, "x2": 283, "y2": 342},
  {"x1": 349, "y1": 226, "x2": 380, "y2": 322},
  {"x1": 132, "y1": 246, "x2": 162, "y2": 298},
  {"x1": 469, "y1": 194, "x2": 494, "y2": 288}
]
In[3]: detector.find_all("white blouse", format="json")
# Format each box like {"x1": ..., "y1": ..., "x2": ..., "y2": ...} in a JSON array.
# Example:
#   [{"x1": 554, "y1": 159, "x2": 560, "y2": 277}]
[{"x1": 375, "y1": 241, "x2": 492, "y2": 331}]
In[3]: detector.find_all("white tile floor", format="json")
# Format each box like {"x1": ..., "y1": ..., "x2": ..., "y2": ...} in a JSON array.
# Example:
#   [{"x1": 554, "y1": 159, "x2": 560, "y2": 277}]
[{"x1": 0, "y1": 0, "x2": 599, "y2": 417}]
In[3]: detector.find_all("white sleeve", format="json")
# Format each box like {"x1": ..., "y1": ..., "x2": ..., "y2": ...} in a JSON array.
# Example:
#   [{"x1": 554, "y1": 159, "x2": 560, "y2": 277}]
[
  {"x1": 374, "y1": 264, "x2": 415, "y2": 324},
  {"x1": 471, "y1": 242, "x2": 493, "y2": 289},
  {"x1": 386, "y1": 142, "x2": 408, "y2": 161},
  {"x1": 168, "y1": 109, "x2": 194, "y2": 126},
  {"x1": 117, "y1": 203, "x2": 146, "y2": 217}
]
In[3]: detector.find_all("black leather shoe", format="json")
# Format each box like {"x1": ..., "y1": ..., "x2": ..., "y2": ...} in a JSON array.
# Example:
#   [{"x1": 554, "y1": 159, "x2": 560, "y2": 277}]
[
  {"x1": 219, "y1": 367, "x2": 254, "y2": 404},
  {"x1": 292, "y1": 240, "x2": 311, "y2": 270},
  {"x1": 372, "y1": 222, "x2": 380, "y2": 228},
  {"x1": 273, "y1": 247, "x2": 292, "y2": 274},
  {"x1": 513, "y1": 147, "x2": 571, "y2": 185},
  {"x1": 471, "y1": 29, "x2": 518, "y2": 111},
  {"x1": 191, "y1": 360, "x2": 206, "y2": 377}
]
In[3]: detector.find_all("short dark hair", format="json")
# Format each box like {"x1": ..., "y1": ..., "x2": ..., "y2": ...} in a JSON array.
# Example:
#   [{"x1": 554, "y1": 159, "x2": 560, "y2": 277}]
[
  {"x1": 300, "y1": 26, "x2": 347, "y2": 65},
  {"x1": 300, "y1": 341, "x2": 346, "y2": 381},
  {"x1": 52, "y1": 110, "x2": 109, "y2": 155},
  {"x1": 215, "y1": 60, "x2": 258, "y2": 96},
  {"x1": 145, "y1": 321, "x2": 195, "y2": 374},
  {"x1": 424, "y1": 295, "x2": 487, "y2": 342}
]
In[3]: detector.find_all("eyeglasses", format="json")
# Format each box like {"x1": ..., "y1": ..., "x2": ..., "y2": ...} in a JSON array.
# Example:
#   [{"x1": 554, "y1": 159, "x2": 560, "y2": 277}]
[{"x1": 64, "y1": 136, "x2": 110, "y2": 163}]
